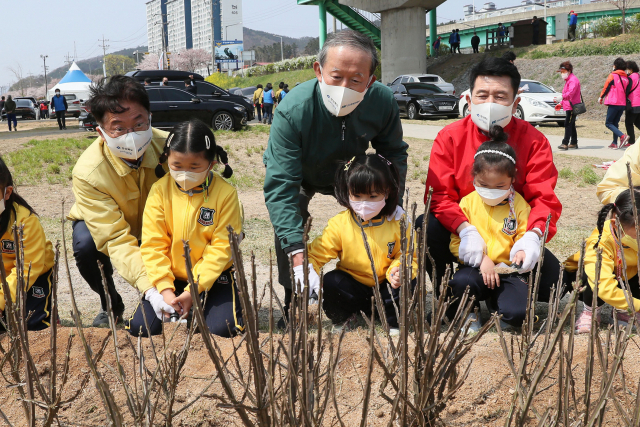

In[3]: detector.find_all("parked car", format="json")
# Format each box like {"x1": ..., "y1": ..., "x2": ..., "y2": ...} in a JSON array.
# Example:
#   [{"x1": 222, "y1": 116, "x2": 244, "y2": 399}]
[
  {"x1": 78, "y1": 106, "x2": 97, "y2": 131},
  {"x1": 389, "y1": 82, "x2": 459, "y2": 120},
  {"x1": 233, "y1": 86, "x2": 257, "y2": 105},
  {"x1": 145, "y1": 86, "x2": 247, "y2": 131},
  {"x1": 458, "y1": 79, "x2": 566, "y2": 126},
  {"x1": 50, "y1": 93, "x2": 84, "y2": 118},
  {"x1": 125, "y1": 70, "x2": 255, "y2": 120},
  {"x1": 388, "y1": 74, "x2": 456, "y2": 95},
  {"x1": 1, "y1": 99, "x2": 39, "y2": 120}
]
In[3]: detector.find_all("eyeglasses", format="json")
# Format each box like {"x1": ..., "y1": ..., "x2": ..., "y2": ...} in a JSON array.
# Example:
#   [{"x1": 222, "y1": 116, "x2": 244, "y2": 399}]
[{"x1": 104, "y1": 118, "x2": 151, "y2": 138}]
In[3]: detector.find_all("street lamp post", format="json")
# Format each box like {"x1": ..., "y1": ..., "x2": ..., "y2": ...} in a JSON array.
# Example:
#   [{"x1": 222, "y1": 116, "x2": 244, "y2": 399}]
[{"x1": 40, "y1": 54, "x2": 48, "y2": 97}]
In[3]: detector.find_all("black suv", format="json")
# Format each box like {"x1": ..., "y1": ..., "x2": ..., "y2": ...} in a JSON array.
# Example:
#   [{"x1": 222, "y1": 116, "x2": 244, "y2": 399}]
[
  {"x1": 145, "y1": 86, "x2": 247, "y2": 131},
  {"x1": 390, "y1": 82, "x2": 459, "y2": 120},
  {"x1": 126, "y1": 70, "x2": 254, "y2": 121}
]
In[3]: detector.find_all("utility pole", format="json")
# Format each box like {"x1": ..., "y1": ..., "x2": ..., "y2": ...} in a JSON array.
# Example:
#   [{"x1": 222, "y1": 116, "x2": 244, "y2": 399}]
[
  {"x1": 40, "y1": 55, "x2": 48, "y2": 97},
  {"x1": 74, "y1": 41, "x2": 77, "y2": 62},
  {"x1": 99, "y1": 35, "x2": 109, "y2": 77},
  {"x1": 210, "y1": 8, "x2": 216, "y2": 73},
  {"x1": 280, "y1": 36, "x2": 284, "y2": 61},
  {"x1": 64, "y1": 52, "x2": 73, "y2": 68}
]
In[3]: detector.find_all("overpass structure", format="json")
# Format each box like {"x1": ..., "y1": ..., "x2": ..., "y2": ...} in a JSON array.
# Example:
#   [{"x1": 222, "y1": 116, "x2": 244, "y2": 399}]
[
  {"x1": 298, "y1": 0, "x2": 445, "y2": 84},
  {"x1": 430, "y1": 2, "x2": 640, "y2": 50}
]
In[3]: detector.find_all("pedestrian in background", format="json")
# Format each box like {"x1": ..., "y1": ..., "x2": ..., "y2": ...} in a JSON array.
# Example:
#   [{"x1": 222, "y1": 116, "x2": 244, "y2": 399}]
[
  {"x1": 280, "y1": 84, "x2": 289, "y2": 101},
  {"x1": 568, "y1": 11, "x2": 578, "y2": 41},
  {"x1": 275, "y1": 81, "x2": 285, "y2": 105},
  {"x1": 252, "y1": 84, "x2": 264, "y2": 123},
  {"x1": 471, "y1": 32, "x2": 480, "y2": 53},
  {"x1": 497, "y1": 23, "x2": 506, "y2": 45},
  {"x1": 4, "y1": 95, "x2": 16, "y2": 131},
  {"x1": 625, "y1": 60, "x2": 640, "y2": 145},
  {"x1": 0, "y1": 96, "x2": 5, "y2": 122},
  {"x1": 599, "y1": 57, "x2": 631, "y2": 149},
  {"x1": 432, "y1": 36, "x2": 441, "y2": 58},
  {"x1": 557, "y1": 61, "x2": 581, "y2": 150},
  {"x1": 263, "y1": 82, "x2": 275, "y2": 125},
  {"x1": 51, "y1": 89, "x2": 68, "y2": 130},
  {"x1": 449, "y1": 30, "x2": 456, "y2": 53},
  {"x1": 39, "y1": 102, "x2": 47, "y2": 119},
  {"x1": 532, "y1": 16, "x2": 540, "y2": 45},
  {"x1": 454, "y1": 29, "x2": 461, "y2": 54}
]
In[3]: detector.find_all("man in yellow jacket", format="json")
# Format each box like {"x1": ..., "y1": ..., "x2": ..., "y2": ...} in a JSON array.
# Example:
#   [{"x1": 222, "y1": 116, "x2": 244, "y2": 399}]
[
  {"x1": 252, "y1": 84, "x2": 263, "y2": 123},
  {"x1": 68, "y1": 75, "x2": 173, "y2": 327}
]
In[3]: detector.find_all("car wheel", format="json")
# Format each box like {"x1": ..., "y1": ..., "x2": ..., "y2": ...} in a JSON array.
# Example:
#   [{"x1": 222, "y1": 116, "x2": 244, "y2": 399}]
[
  {"x1": 213, "y1": 111, "x2": 234, "y2": 131},
  {"x1": 407, "y1": 103, "x2": 418, "y2": 120},
  {"x1": 557, "y1": 120, "x2": 565, "y2": 127},
  {"x1": 514, "y1": 106, "x2": 525, "y2": 120},
  {"x1": 462, "y1": 105, "x2": 469, "y2": 117}
]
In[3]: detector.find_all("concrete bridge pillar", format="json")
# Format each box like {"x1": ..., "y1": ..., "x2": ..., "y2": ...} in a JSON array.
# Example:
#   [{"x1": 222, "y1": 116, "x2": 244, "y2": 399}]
[{"x1": 380, "y1": 7, "x2": 427, "y2": 84}]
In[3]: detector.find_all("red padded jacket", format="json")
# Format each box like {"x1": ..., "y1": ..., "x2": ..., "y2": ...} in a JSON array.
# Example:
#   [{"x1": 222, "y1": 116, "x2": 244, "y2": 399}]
[{"x1": 424, "y1": 115, "x2": 561, "y2": 241}]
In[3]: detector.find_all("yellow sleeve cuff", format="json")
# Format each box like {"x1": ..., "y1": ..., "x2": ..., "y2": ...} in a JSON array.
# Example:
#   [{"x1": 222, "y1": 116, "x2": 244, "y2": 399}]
[
  {"x1": 134, "y1": 276, "x2": 154, "y2": 295},
  {"x1": 155, "y1": 277, "x2": 175, "y2": 294},
  {"x1": 0, "y1": 296, "x2": 5, "y2": 312}
]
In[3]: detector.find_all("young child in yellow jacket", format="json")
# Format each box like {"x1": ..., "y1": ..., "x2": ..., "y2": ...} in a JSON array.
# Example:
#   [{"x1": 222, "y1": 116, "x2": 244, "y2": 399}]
[
  {"x1": 301, "y1": 154, "x2": 418, "y2": 336},
  {"x1": 126, "y1": 119, "x2": 244, "y2": 338},
  {"x1": 449, "y1": 137, "x2": 537, "y2": 332},
  {"x1": 0, "y1": 157, "x2": 55, "y2": 331},
  {"x1": 565, "y1": 187, "x2": 640, "y2": 333}
]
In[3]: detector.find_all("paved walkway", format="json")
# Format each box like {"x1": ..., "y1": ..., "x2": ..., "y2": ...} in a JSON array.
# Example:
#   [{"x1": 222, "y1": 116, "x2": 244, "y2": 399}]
[{"x1": 402, "y1": 123, "x2": 625, "y2": 161}]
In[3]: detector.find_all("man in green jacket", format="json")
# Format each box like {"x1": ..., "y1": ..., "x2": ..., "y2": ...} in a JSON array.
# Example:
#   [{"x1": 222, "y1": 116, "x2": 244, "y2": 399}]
[{"x1": 263, "y1": 30, "x2": 408, "y2": 328}]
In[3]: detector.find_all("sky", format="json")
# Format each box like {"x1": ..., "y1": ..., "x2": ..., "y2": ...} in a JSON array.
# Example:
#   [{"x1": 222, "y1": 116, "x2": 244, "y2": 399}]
[{"x1": 0, "y1": 0, "x2": 522, "y2": 89}]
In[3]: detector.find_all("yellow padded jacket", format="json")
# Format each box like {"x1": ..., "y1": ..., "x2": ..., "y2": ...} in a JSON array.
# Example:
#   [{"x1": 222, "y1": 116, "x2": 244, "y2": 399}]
[
  {"x1": 565, "y1": 220, "x2": 640, "y2": 312},
  {"x1": 450, "y1": 191, "x2": 531, "y2": 265},
  {"x1": 0, "y1": 203, "x2": 55, "y2": 310},
  {"x1": 141, "y1": 172, "x2": 243, "y2": 295},
  {"x1": 68, "y1": 128, "x2": 169, "y2": 293},
  {"x1": 597, "y1": 142, "x2": 640, "y2": 204},
  {"x1": 307, "y1": 210, "x2": 418, "y2": 287}
]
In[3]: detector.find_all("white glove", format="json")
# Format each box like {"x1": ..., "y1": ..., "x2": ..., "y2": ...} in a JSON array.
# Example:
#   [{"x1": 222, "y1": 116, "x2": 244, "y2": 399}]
[
  {"x1": 458, "y1": 226, "x2": 486, "y2": 268},
  {"x1": 387, "y1": 205, "x2": 411, "y2": 223},
  {"x1": 293, "y1": 263, "x2": 320, "y2": 298},
  {"x1": 510, "y1": 231, "x2": 542, "y2": 273},
  {"x1": 145, "y1": 287, "x2": 175, "y2": 320}
]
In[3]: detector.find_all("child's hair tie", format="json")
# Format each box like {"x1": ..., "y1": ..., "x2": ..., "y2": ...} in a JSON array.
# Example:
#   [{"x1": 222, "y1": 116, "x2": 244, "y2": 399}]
[
  {"x1": 166, "y1": 133, "x2": 174, "y2": 148},
  {"x1": 378, "y1": 154, "x2": 392, "y2": 166},
  {"x1": 344, "y1": 156, "x2": 355, "y2": 171},
  {"x1": 205, "y1": 135, "x2": 211, "y2": 150},
  {"x1": 474, "y1": 149, "x2": 516, "y2": 164}
]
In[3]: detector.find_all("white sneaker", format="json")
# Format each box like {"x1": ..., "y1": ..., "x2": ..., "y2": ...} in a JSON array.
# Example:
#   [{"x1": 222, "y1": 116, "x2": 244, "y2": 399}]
[
  {"x1": 331, "y1": 322, "x2": 346, "y2": 333},
  {"x1": 464, "y1": 314, "x2": 482, "y2": 334},
  {"x1": 389, "y1": 327, "x2": 400, "y2": 337}
]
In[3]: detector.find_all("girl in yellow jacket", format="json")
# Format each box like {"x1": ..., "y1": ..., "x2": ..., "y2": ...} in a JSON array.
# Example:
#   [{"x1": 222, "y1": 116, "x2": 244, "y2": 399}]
[
  {"x1": 302, "y1": 154, "x2": 418, "y2": 336},
  {"x1": 126, "y1": 119, "x2": 244, "y2": 338},
  {"x1": 565, "y1": 187, "x2": 640, "y2": 333},
  {"x1": 0, "y1": 157, "x2": 55, "y2": 331},
  {"x1": 449, "y1": 137, "x2": 537, "y2": 333}
]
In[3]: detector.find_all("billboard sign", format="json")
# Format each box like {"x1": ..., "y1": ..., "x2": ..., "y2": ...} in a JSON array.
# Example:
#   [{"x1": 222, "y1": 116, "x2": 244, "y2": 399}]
[{"x1": 215, "y1": 40, "x2": 243, "y2": 63}]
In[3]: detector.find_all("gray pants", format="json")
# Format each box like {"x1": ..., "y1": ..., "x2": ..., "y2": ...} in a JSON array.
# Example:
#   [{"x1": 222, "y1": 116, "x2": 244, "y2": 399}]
[{"x1": 274, "y1": 187, "x2": 316, "y2": 291}]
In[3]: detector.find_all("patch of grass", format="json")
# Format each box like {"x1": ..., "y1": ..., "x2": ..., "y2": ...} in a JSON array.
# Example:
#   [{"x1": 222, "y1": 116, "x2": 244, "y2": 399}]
[
  {"x1": 227, "y1": 173, "x2": 263, "y2": 190},
  {"x1": 206, "y1": 68, "x2": 317, "y2": 90},
  {"x1": 216, "y1": 124, "x2": 271, "y2": 140},
  {"x1": 578, "y1": 166, "x2": 599, "y2": 185},
  {"x1": 6, "y1": 137, "x2": 93, "y2": 185},
  {"x1": 423, "y1": 155, "x2": 430, "y2": 162},
  {"x1": 559, "y1": 167, "x2": 575, "y2": 179}
]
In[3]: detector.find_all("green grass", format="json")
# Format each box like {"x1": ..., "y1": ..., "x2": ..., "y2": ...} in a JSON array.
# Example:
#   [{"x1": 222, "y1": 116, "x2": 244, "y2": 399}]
[
  {"x1": 216, "y1": 124, "x2": 271, "y2": 140},
  {"x1": 559, "y1": 167, "x2": 575, "y2": 180},
  {"x1": 206, "y1": 68, "x2": 317, "y2": 90},
  {"x1": 6, "y1": 137, "x2": 93, "y2": 185},
  {"x1": 577, "y1": 166, "x2": 599, "y2": 185}
]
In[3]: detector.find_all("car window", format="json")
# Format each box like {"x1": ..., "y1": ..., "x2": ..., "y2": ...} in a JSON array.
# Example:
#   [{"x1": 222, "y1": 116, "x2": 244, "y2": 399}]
[
  {"x1": 391, "y1": 77, "x2": 401, "y2": 85},
  {"x1": 417, "y1": 76, "x2": 438, "y2": 83},
  {"x1": 195, "y1": 81, "x2": 226, "y2": 96},
  {"x1": 146, "y1": 89, "x2": 163, "y2": 102},
  {"x1": 400, "y1": 76, "x2": 410, "y2": 83},
  {"x1": 398, "y1": 85, "x2": 407, "y2": 93},
  {"x1": 161, "y1": 88, "x2": 195, "y2": 102},
  {"x1": 406, "y1": 85, "x2": 443, "y2": 95},
  {"x1": 16, "y1": 100, "x2": 32, "y2": 107},
  {"x1": 62, "y1": 94, "x2": 76, "y2": 101},
  {"x1": 520, "y1": 81, "x2": 554, "y2": 93}
]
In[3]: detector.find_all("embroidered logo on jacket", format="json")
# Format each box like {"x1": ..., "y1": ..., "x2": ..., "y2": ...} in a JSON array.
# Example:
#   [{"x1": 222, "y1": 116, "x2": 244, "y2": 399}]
[
  {"x1": 502, "y1": 218, "x2": 517, "y2": 236},
  {"x1": 32, "y1": 286, "x2": 45, "y2": 299},
  {"x1": 1, "y1": 240, "x2": 15, "y2": 254},
  {"x1": 387, "y1": 242, "x2": 396, "y2": 259},
  {"x1": 218, "y1": 274, "x2": 229, "y2": 284},
  {"x1": 197, "y1": 208, "x2": 216, "y2": 226}
]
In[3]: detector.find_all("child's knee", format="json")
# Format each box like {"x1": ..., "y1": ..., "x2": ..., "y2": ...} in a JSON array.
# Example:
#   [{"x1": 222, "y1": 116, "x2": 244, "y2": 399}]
[{"x1": 499, "y1": 305, "x2": 527, "y2": 327}]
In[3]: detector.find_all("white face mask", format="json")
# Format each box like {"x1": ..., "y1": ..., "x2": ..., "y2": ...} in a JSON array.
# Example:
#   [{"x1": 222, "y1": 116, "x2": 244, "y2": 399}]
[
  {"x1": 0, "y1": 188, "x2": 7, "y2": 216},
  {"x1": 474, "y1": 184, "x2": 512, "y2": 206},
  {"x1": 98, "y1": 115, "x2": 153, "y2": 160},
  {"x1": 561, "y1": 72, "x2": 569, "y2": 80},
  {"x1": 349, "y1": 199, "x2": 386, "y2": 221},
  {"x1": 469, "y1": 98, "x2": 516, "y2": 132},
  {"x1": 318, "y1": 65, "x2": 373, "y2": 117},
  {"x1": 169, "y1": 164, "x2": 211, "y2": 191},
  {"x1": 55, "y1": 92, "x2": 60, "y2": 96}
]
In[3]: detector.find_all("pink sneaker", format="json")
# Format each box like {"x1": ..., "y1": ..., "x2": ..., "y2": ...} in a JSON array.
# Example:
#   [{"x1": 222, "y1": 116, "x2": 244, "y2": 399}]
[
  {"x1": 576, "y1": 307, "x2": 600, "y2": 334},
  {"x1": 614, "y1": 309, "x2": 640, "y2": 329},
  {"x1": 619, "y1": 134, "x2": 631, "y2": 148}
]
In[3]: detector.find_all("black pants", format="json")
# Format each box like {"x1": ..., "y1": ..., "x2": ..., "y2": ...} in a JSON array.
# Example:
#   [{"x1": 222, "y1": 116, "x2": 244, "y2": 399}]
[
  {"x1": 447, "y1": 266, "x2": 531, "y2": 326},
  {"x1": 625, "y1": 110, "x2": 640, "y2": 144},
  {"x1": 125, "y1": 268, "x2": 244, "y2": 338},
  {"x1": 254, "y1": 104, "x2": 262, "y2": 122},
  {"x1": 263, "y1": 103, "x2": 273, "y2": 124},
  {"x1": 564, "y1": 271, "x2": 640, "y2": 308},
  {"x1": 415, "y1": 213, "x2": 560, "y2": 303},
  {"x1": 55, "y1": 111, "x2": 66, "y2": 129},
  {"x1": 71, "y1": 220, "x2": 124, "y2": 315},
  {"x1": 472, "y1": 44, "x2": 479, "y2": 53},
  {"x1": 562, "y1": 110, "x2": 578, "y2": 146},
  {"x1": 0, "y1": 269, "x2": 53, "y2": 331},
  {"x1": 322, "y1": 269, "x2": 413, "y2": 328}
]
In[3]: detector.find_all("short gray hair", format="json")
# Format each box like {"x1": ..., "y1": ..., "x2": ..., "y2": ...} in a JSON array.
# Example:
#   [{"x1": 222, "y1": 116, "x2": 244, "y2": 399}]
[{"x1": 318, "y1": 30, "x2": 378, "y2": 77}]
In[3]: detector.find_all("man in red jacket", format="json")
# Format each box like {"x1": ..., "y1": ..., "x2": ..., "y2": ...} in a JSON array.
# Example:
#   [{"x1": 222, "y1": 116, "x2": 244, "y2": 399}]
[{"x1": 419, "y1": 56, "x2": 562, "y2": 304}]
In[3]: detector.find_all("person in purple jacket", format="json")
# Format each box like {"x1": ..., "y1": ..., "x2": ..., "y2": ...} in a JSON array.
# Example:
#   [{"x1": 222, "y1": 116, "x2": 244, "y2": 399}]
[{"x1": 557, "y1": 61, "x2": 582, "y2": 150}]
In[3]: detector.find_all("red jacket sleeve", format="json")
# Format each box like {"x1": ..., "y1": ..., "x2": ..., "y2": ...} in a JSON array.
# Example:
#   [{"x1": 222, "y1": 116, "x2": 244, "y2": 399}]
[
  {"x1": 521, "y1": 133, "x2": 561, "y2": 241},
  {"x1": 424, "y1": 129, "x2": 468, "y2": 233}
]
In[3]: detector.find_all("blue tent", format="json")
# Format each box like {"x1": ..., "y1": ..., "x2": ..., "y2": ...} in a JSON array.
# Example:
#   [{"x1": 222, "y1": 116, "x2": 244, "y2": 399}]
[{"x1": 48, "y1": 62, "x2": 92, "y2": 100}]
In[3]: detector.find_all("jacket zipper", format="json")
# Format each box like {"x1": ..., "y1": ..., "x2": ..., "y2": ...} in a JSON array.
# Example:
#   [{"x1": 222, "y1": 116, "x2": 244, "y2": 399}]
[
  {"x1": 341, "y1": 119, "x2": 346, "y2": 141},
  {"x1": 487, "y1": 206, "x2": 495, "y2": 259}
]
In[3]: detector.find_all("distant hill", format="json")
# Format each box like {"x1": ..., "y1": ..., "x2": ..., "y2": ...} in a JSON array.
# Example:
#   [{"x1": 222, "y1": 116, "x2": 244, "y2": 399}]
[{"x1": 243, "y1": 27, "x2": 314, "y2": 52}]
